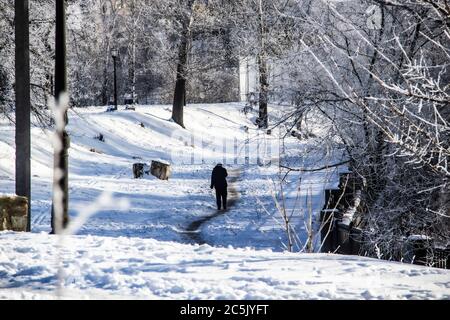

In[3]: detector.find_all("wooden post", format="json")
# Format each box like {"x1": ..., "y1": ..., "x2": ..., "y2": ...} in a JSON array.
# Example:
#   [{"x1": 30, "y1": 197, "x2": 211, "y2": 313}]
[
  {"x1": 320, "y1": 209, "x2": 339, "y2": 253},
  {"x1": 15, "y1": 0, "x2": 31, "y2": 232}
]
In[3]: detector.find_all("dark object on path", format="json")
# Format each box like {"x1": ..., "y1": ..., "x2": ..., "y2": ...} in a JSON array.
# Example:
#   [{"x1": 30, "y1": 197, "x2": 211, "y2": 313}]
[
  {"x1": 210, "y1": 163, "x2": 228, "y2": 210},
  {"x1": 133, "y1": 163, "x2": 145, "y2": 178},
  {"x1": 89, "y1": 148, "x2": 103, "y2": 154},
  {"x1": 151, "y1": 160, "x2": 171, "y2": 180},
  {"x1": 94, "y1": 133, "x2": 105, "y2": 142},
  {"x1": 106, "y1": 105, "x2": 117, "y2": 112}
]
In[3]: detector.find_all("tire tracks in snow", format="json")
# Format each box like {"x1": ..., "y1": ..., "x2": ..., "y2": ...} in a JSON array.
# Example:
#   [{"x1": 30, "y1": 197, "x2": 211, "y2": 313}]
[{"x1": 183, "y1": 167, "x2": 241, "y2": 245}]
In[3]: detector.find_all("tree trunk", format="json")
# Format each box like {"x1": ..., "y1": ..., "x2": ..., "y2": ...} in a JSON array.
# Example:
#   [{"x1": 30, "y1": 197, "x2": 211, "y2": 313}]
[
  {"x1": 257, "y1": 0, "x2": 268, "y2": 129},
  {"x1": 51, "y1": 0, "x2": 70, "y2": 234},
  {"x1": 15, "y1": 0, "x2": 31, "y2": 232},
  {"x1": 172, "y1": 33, "x2": 189, "y2": 128},
  {"x1": 129, "y1": 0, "x2": 137, "y2": 104},
  {"x1": 171, "y1": 0, "x2": 195, "y2": 128},
  {"x1": 257, "y1": 52, "x2": 268, "y2": 129},
  {"x1": 172, "y1": 67, "x2": 186, "y2": 127}
]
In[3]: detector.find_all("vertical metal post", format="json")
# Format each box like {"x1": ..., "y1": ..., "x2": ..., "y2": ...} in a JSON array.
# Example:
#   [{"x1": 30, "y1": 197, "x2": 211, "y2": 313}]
[
  {"x1": 15, "y1": 0, "x2": 31, "y2": 232},
  {"x1": 113, "y1": 56, "x2": 118, "y2": 110},
  {"x1": 55, "y1": 1, "x2": 67, "y2": 104}
]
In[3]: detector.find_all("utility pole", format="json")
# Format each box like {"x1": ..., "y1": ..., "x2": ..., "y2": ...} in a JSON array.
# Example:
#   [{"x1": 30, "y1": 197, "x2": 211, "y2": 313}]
[
  {"x1": 51, "y1": 0, "x2": 70, "y2": 233},
  {"x1": 15, "y1": 0, "x2": 31, "y2": 232}
]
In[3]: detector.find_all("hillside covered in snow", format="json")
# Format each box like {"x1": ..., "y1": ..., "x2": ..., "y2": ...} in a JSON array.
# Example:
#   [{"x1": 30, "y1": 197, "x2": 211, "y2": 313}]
[{"x1": 1, "y1": 103, "x2": 449, "y2": 299}]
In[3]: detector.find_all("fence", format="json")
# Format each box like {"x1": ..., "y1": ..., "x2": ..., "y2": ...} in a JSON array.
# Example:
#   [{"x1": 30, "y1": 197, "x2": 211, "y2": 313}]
[
  {"x1": 403, "y1": 237, "x2": 450, "y2": 269},
  {"x1": 319, "y1": 172, "x2": 450, "y2": 269}
]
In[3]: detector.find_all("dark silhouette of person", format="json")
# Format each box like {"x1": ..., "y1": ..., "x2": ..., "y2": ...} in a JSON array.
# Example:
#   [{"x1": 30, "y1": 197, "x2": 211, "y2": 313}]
[{"x1": 210, "y1": 163, "x2": 228, "y2": 210}]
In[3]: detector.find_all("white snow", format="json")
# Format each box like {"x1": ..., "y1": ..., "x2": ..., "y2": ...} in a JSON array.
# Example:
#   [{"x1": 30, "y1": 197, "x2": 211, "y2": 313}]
[
  {"x1": 1, "y1": 231, "x2": 449, "y2": 300},
  {"x1": 1, "y1": 102, "x2": 449, "y2": 299}
]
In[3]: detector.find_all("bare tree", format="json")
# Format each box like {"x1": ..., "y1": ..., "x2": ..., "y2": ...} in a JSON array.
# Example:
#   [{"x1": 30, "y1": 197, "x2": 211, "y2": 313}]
[{"x1": 171, "y1": 0, "x2": 196, "y2": 128}]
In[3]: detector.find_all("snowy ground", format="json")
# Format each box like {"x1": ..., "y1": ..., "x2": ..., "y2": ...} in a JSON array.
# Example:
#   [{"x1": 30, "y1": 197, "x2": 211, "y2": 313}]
[
  {"x1": 1, "y1": 102, "x2": 342, "y2": 250},
  {"x1": 1, "y1": 232, "x2": 449, "y2": 300},
  {"x1": 1, "y1": 103, "x2": 449, "y2": 299}
]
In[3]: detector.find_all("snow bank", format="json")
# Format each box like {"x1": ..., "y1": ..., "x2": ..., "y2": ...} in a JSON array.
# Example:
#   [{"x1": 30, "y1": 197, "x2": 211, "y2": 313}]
[{"x1": 0, "y1": 231, "x2": 449, "y2": 300}]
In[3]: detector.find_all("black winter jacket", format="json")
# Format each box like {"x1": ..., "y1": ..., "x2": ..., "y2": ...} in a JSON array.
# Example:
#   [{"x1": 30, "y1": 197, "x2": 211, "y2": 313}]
[{"x1": 210, "y1": 165, "x2": 228, "y2": 190}]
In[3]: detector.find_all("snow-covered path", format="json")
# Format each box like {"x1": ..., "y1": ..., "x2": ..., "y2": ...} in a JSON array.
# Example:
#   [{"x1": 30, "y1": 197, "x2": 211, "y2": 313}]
[
  {"x1": 184, "y1": 167, "x2": 242, "y2": 245},
  {"x1": 2, "y1": 102, "x2": 333, "y2": 251}
]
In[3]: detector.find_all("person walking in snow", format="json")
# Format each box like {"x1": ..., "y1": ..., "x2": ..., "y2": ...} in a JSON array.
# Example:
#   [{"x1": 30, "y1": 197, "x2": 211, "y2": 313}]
[{"x1": 210, "y1": 163, "x2": 228, "y2": 210}]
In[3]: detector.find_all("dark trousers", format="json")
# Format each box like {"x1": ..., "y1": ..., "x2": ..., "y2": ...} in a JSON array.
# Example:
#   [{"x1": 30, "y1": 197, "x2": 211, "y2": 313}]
[{"x1": 215, "y1": 188, "x2": 227, "y2": 210}]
